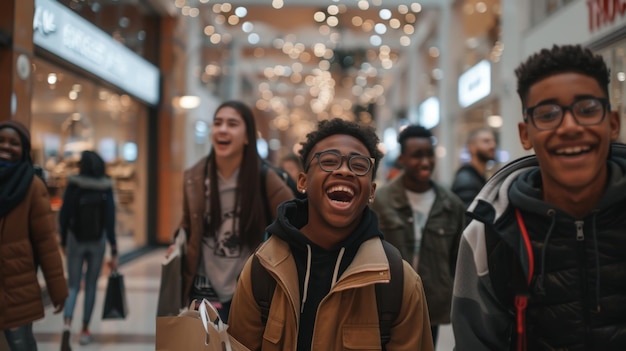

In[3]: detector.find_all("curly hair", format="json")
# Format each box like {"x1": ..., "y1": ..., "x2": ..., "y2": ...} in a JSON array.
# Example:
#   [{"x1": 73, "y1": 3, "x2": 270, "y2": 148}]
[
  {"x1": 398, "y1": 125, "x2": 433, "y2": 154},
  {"x1": 298, "y1": 118, "x2": 383, "y2": 179},
  {"x1": 515, "y1": 44, "x2": 610, "y2": 106}
]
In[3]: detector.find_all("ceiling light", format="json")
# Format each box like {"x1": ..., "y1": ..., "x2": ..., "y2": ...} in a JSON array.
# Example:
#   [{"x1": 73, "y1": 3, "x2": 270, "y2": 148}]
[
  {"x1": 173, "y1": 95, "x2": 200, "y2": 110},
  {"x1": 242, "y1": 21, "x2": 253, "y2": 32},
  {"x1": 379, "y1": 9, "x2": 392, "y2": 20},
  {"x1": 272, "y1": 0, "x2": 284, "y2": 9},
  {"x1": 248, "y1": 33, "x2": 260, "y2": 45},
  {"x1": 370, "y1": 35, "x2": 382, "y2": 46},
  {"x1": 411, "y1": 3, "x2": 422, "y2": 13},
  {"x1": 375, "y1": 23, "x2": 387, "y2": 35},
  {"x1": 47, "y1": 73, "x2": 57, "y2": 85},
  {"x1": 314, "y1": 11, "x2": 326, "y2": 22},
  {"x1": 235, "y1": 7, "x2": 247, "y2": 18}
]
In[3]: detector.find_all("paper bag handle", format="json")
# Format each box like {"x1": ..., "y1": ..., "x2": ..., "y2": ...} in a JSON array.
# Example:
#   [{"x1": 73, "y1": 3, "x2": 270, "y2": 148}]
[{"x1": 198, "y1": 299, "x2": 233, "y2": 351}]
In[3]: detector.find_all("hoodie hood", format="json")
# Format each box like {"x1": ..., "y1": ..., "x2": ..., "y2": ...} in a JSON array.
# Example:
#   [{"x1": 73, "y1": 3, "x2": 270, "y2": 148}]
[
  {"x1": 67, "y1": 174, "x2": 113, "y2": 190},
  {"x1": 266, "y1": 197, "x2": 383, "y2": 337},
  {"x1": 268, "y1": 198, "x2": 383, "y2": 253}
]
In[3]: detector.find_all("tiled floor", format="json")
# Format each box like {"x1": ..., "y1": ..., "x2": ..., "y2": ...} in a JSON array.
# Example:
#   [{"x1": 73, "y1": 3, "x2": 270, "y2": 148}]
[
  {"x1": 31, "y1": 248, "x2": 165, "y2": 351},
  {"x1": 1, "y1": 247, "x2": 455, "y2": 351}
]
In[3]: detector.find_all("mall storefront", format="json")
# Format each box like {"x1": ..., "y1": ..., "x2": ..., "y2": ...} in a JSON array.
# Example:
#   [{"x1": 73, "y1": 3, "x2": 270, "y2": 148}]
[{"x1": 30, "y1": 0, "x2": 160, "y2": 255}]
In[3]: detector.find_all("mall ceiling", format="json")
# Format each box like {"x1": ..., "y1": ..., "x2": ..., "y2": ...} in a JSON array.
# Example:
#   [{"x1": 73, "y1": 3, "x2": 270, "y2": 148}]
[{"x1": 55, "y1": 0, "x2": 501, "y2": 141}]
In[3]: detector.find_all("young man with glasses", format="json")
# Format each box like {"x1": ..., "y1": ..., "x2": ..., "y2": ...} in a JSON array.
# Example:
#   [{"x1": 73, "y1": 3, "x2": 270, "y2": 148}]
[
  {"x1": 229, "y1": 118, "x2": 434, "y2": 351},
  {"x1": 371, "y1": 125, "x2": 465, "y2": 347},
  {"x1": 452, "y1": 45, "x2": 626, "y2": 350}
]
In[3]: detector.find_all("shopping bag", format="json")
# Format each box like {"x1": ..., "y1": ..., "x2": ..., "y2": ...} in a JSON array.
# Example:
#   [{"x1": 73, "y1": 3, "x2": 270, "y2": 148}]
[
  {"x1": 157, "y1": 228, "x2": 187, "y2": 317},
  {"x1": 157, "y1": 249, "x2": 183, "y2": 316},
  {"x1": 155, "y1": 299, "x2": 249, "y2": 351},
  {"x1": 102, "y1": 271, "x2": 129, "y2": 319}
]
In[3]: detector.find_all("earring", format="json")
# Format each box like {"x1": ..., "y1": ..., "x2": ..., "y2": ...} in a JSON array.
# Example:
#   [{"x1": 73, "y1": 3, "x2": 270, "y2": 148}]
[
  {"x1": 301, "y1": 189, "x2": 306, "y2": 194},
  {"x1": 368, "y1": 197, "x2": 374, "y2": 204}
]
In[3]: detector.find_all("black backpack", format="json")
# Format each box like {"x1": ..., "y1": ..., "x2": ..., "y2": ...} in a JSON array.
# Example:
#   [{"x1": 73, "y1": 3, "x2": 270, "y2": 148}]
[
  {"x1": 260, "y1": 161, "x2": 305, "y2": 224},
  {"x1": 250, "y1": 240, "x2": 403, "y2": 349},
  {"x1": 71, "y1": 188, "x2": 108, "y2": 242}
]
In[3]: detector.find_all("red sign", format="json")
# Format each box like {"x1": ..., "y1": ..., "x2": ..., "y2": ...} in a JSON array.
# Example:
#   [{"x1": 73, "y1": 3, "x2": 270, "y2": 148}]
[{"x1": 587, "y1": 0, "x2": 626, "y2": 32}]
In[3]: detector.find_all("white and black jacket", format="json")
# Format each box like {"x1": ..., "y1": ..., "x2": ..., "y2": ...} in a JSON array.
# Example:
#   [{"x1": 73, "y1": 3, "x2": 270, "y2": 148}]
[{"x1": 451, "y1": 143, "x2": 626, "y2": 351}]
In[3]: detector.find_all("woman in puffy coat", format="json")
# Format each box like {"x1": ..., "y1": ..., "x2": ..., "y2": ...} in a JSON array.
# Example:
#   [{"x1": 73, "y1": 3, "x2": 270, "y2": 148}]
[{"x1": 0, "y1": 120, "x2": 68, "y2": 351}]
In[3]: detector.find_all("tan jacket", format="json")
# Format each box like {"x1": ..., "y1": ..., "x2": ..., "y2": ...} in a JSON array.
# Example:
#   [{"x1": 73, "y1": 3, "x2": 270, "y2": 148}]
[
  {"x1": 229, "y1": 236, "x2": 435, "y2": 351},
  {"x1": 179, "y1": 157, "x2": 294, "y2": 301},
  {"x1": 0, "y1": 177, "x2": 68, "y2": 329}
]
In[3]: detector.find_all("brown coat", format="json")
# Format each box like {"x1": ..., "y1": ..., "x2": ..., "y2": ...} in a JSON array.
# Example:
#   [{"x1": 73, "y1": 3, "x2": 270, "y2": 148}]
[
  {"x1": 179, "y1": 157, "x2": 294, "y2": 302},
  {"x1": 0, "y1": 176, "x2": 68, "y2": 329},
  {"x1": 229, "y1": 236, "x2": 435, "y2": 351}
]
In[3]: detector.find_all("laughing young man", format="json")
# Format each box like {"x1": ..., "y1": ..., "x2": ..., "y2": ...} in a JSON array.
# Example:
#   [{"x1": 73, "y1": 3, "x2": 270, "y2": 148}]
[
  {"x1": 371, "y1": 125, "x2": 465, "y2": 347},
  {"x1": 451, "y1": 45, "x2": 626, "y2": 350},
  {"x1": 229, "y1": 118, "x2": 434, "y2": 351}
]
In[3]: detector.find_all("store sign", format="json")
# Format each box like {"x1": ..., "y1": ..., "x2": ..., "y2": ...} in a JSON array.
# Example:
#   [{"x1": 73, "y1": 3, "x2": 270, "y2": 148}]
[
  {"x1": 458, "y1": 60, "x2": 491, "y2": 108},
  {"x1": 587, "y1": 0, "x2": 626, "y2": 32},
  {"x1": 33, "y1": 0, "x2": 160, "y2": 105}
]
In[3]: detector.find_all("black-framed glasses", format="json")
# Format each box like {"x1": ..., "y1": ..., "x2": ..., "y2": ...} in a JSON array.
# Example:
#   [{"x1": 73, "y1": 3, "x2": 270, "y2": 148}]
[
  {"x1": 306, "y1": 150, "x2": 374, "y2": 176},
  {"x1": 524, "y1": 97, "x2": 610, "y2": 131}
]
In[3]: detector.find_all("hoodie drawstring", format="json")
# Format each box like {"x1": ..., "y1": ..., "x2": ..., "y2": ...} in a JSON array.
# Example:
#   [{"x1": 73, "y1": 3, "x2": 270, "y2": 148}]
[
  {"x1": 331, "y1": 247, "x2": 346, "y2": 287},
  {"x1": 301, "y1": 244, "x2": 312, "y2": 313}
]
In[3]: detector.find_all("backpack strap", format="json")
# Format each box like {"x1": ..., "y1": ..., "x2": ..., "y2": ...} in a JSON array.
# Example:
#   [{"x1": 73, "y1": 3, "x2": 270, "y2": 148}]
[
  {"x1": 377, "y1": 240, "x2": 404, "y2": 349},
  {"x1": 251, "y1": 254, "x2": 275, "y2": 325},
  {"x1": 251, "y1": 240, "x2": 403, "y2": 350}
]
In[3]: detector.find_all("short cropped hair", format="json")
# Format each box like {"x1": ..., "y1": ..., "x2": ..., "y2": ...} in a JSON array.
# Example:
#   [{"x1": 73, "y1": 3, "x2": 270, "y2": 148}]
[
  {"x1": 515, "y1": 44, "x2": 610, "y2": 106},
  {"x1": 397, "y1": 125, "x2": 433, "y2": 154},
  {"x1": 299, "y1": 118, "x2": 383, "y2": 179}
]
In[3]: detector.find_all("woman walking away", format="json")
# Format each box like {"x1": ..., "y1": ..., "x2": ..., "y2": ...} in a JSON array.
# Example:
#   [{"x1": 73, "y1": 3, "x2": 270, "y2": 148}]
[
  {"x1": 0, "y1": 120, "x2": 68, "y2": 351},
  {"x1": 58, "y1": 150, "x2": 117, "y2": 350}
]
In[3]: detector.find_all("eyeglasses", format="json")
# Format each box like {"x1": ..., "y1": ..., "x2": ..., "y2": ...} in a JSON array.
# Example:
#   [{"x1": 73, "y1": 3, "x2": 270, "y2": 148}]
[
  {"x1": 524, "y1": 97, "x2": 610, "y2": 131},
  {"x1": 306, "y1": 150, "x2": 374, "y2": 176}
]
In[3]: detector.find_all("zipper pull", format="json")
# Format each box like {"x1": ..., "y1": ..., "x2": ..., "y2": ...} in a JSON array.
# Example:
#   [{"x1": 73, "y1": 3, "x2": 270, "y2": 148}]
[{"x1": 575, "y1": 221, "x2": 584, "y2": 241}]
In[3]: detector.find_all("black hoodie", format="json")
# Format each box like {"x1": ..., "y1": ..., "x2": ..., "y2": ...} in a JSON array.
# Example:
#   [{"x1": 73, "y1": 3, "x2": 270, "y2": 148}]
[{"x1": 266, "y1": 198, "x2": 383, "y2": 351}]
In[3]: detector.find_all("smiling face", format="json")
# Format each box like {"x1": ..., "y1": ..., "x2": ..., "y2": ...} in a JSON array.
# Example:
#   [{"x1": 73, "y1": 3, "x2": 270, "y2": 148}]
[
  {"x1": 211, "y1": 106, "x2": 249, "y2": 163},
  {"x1": 298, "y1": 134, "x2": 376, "y2": 248},
  {"x1": 471, "y1": 130, "x2": 497, "y2": 162},
  {"x1": 398, "y1": 136, "x2": 435, "y2": 192},
  {"x1": 0, "y1": 127, "x2": 23, "y2": 163},
  {"x1": 518, "y1": 72, "x2": 620, "y2": 197}
]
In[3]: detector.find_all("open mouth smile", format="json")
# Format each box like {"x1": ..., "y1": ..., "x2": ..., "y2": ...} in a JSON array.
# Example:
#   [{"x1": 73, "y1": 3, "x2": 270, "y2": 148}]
[{"x1": 326, "y1": 185, "x2": 356, "y2": 205}]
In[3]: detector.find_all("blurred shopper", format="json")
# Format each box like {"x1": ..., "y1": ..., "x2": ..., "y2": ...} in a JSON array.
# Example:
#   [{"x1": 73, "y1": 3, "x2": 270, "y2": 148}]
[
  {"x1": 371, "y1": 125, "x2": 465, "y2": 346},
  {"x1": 58, "y1": 150, "x2": 117, "y2": 349},
  {"x1": 452, "y1": 45, "x2": 626, "y2": 350},
  {"x1": 278, "y1": 152, "x2": 303, "y2": 183},
  {"x1": 451, "y1": 128, "x2": 496, "y2": 208},
  {"x1": 229, "y1": 118, "x2": 434, "y2": 351},
  {"x1": 172, "y1": 100, "x2": 294, "y2": 322},
  {"x1": 0, "y1": 120, "x2": 68, "y2": 351}
]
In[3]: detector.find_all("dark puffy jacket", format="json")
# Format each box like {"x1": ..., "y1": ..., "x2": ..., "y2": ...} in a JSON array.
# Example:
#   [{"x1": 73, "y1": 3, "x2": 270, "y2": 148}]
[
  {"x1": 451, "y1": 164, "x2": 486, "y2": 209},
  {"x1": 452, "y1": 143, "x2": 626, "y2": 351}
]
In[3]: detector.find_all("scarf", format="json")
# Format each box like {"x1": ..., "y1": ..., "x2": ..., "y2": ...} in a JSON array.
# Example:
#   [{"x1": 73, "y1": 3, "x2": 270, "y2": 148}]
[{"x1": 0, "y1": 161, "x2": 35, "y2": 217}]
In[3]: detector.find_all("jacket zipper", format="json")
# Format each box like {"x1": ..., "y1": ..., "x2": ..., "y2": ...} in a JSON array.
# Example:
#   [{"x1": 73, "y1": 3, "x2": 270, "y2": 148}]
[{"x1": 575, "y1": 220, "x2": 592, "y2": 348}]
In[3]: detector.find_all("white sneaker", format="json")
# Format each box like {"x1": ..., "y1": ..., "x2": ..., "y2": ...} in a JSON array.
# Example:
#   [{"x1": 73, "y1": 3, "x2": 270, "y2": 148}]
[{"x1": 79, "y1": 331, "x2": 94, "y2": 345}]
